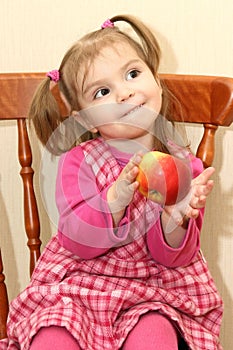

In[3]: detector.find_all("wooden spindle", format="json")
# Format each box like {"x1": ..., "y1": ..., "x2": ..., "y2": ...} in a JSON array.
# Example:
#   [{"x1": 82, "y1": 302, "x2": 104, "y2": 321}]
[
  {"x1": 17, "y1": 119, "x2": 41, "y2": 276},
  {"x1": 196, "y1": 123, "x2": 218, "y2": 168}
]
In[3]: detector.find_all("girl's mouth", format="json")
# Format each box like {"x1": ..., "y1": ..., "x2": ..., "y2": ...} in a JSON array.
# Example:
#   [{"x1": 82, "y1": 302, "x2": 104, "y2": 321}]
[{"x1": 122, "y1": 104, "x2": 144, "y2": 118}]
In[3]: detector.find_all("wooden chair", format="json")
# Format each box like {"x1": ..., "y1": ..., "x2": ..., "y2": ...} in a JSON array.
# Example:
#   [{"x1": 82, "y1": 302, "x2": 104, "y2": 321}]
[{"x1": 0, "y1": 72, "x2": 233, "y2": 340}]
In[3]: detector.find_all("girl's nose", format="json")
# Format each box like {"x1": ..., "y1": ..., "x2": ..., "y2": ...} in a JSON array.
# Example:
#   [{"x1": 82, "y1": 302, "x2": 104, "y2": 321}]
[{"x1": 117, "y1": 88, "x2": 135, "y2": 103}]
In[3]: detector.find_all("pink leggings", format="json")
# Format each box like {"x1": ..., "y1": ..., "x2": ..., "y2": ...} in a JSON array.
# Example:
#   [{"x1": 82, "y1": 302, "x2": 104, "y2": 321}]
[{"x1": 30, "y1": 312, "x2": 179, "y2": 350}]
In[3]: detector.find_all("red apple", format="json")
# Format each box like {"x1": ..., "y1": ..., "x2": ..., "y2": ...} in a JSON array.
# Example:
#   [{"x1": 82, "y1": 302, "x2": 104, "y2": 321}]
[{"x1": 136, "y1": 151, "x2": 191, "y2": 205}]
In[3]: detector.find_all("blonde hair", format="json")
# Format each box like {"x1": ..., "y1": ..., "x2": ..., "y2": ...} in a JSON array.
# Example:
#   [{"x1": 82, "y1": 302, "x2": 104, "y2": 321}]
[{"x1": 29, "y1": 14, "x2": 176, "y2": 154}]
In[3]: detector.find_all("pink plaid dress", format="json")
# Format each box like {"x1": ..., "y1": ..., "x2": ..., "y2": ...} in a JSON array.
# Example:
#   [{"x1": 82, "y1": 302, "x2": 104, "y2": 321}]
[{"x1": 3, "y1": 138, "x2": 223, "y2": 350}]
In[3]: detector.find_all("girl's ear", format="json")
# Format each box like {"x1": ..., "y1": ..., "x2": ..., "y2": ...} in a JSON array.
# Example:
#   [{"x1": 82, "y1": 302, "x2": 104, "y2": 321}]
[{"x1": 71, "y1": 110, "x2": 98, "y2": 133}]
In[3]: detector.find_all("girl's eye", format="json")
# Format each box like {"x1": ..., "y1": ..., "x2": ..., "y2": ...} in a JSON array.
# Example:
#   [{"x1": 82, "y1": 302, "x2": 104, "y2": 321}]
[
  {"x1": 94, "y1": 88, "x2": 110, "y2": 99},
  {"x1": 127, "y1": 69, "x2": 140, "y2": 80}
]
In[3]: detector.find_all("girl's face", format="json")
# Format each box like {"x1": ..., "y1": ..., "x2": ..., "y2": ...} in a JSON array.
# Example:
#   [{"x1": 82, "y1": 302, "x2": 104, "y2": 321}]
[{"x1": 76, "y1": 42, "x2": 162, "y2": 150}]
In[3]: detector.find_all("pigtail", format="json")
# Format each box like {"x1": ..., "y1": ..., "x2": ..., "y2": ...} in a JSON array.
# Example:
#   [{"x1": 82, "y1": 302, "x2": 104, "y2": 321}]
[
  {"x1": 29, "y1": 77, "x2": 64, "y2": 152},
  {"x1": 110, "y1": 14, "x2": 161, "y2": 76}
]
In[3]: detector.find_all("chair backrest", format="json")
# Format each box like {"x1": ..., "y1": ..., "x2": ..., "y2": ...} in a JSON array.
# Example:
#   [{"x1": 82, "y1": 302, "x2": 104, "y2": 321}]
[{"x1": 0, "y1": 72, "x2": 233, "y2": 339}]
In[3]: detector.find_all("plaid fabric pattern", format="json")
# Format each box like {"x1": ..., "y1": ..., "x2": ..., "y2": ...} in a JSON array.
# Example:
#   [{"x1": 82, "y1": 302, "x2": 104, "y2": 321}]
[{"x1": 2, "y1": 138, "x2": 223, "y2": 350}]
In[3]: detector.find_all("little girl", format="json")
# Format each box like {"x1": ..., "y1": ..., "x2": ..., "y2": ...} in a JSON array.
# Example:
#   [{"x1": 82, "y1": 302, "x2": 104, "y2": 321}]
[{"x1": 4, "y1": 15, "x2": 222, "y2": 350}]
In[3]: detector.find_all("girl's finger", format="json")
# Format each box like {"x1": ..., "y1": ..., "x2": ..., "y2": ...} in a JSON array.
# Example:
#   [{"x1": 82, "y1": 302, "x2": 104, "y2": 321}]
[
  {"x1": 192, "y1": 167, "x2": 215, "y2": 186},
  {"x1": 192, "y1": 180, "x2": 214, "y2": 197},
  {"x1": 189, "y1": 194, "x2": 206, "y2": 209},
  {"x1": 130, "y1": 151, "x2": 144, "y2": 165}
]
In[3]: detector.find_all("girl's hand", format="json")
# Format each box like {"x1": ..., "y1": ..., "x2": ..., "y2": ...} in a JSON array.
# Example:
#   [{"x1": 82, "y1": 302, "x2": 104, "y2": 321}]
[
  {"x1": 107, "y1": 153, "x2": 143, "y2": 223},
  {"x1": 162, "y1": 167, "x2": 215, "y2": 233}
]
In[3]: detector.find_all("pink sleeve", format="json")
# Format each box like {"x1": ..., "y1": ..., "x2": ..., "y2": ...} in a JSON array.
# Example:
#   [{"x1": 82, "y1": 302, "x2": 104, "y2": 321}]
[
  {"x1": 56, "y1": 146, "x2": 130, "y2": 259},
  {"x1": 147, "y1": 155, "x2": 204, "y2": 268}
]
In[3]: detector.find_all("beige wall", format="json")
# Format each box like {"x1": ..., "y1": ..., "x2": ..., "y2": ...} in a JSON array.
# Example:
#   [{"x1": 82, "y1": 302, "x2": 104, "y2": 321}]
[{"x1": 1, "y1": 0, "x2": 233, "y2": 348}]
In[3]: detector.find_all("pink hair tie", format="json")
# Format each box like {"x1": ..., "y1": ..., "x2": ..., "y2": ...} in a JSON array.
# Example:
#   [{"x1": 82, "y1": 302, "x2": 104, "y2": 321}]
[
  {"x1": 46, "y1": 69, "x2": 60, "y2": 83},
  {"x1": 101, "y1": 19, "x2": 114, "y2": 29}
]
